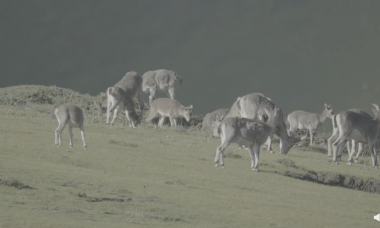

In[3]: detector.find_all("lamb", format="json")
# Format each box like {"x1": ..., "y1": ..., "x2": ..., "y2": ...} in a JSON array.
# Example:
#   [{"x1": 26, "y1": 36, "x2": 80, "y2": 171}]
[
  {"x1": 212, "y1": 116, "x2": 273, "y2": 171},
  {"x1": 201, "y1": 108, "x2": 229, "y2": 132},
  {"x1": 287, "y1": 104, "x2": 334, "y2": 145},
  {"x1": 145, "y1": 98, "x2": 193, "y2": 127},
  {"x1": 54, "y1": 104, "x2": 87, "y2": 149},
  {"x1": 328, "y1": 105, "x2": 380, "y2": 169}
]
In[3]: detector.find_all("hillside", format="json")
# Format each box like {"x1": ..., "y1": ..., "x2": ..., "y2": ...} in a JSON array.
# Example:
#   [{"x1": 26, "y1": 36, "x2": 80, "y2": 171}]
[{"x1": 1, "y1": 85, "x2": 380, "y2": 227}]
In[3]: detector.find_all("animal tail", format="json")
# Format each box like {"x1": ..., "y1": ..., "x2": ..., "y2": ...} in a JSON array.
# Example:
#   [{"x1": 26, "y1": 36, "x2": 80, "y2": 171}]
[
  {"x1": 52, "y1": 107, "x2": 58, "y2": 119},
  {"x1": 217, "y1": 123, "x2": 222, "y2": 137}
]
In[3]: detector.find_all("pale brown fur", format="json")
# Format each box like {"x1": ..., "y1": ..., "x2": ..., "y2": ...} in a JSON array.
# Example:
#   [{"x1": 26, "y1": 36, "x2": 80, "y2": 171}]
[
  {"x1": 54, "y1": 104, "x2": 87, "y2": 149},
  {"x1": 145, "y1": 98, "x2": 192, "y2": 127}
]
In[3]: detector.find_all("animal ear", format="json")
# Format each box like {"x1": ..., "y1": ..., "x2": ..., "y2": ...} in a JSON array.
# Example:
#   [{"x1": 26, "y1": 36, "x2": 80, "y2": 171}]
[
  {"x1": 372, "y1": 108, "x2": 379, "y2": 117},
  {"x1": 189, "y1": 105, "x2": 193, "y2": 110},
  {"x1": 236, "y1": 97, "x2": 241, "y2": 110},
  {"x1": 372, "y1": 104, "x2": 380, "y2": 118},
  {"x1": 372, "y1": 104, "x2": 380, "y2": 111},
  {"x1": 181, "y1": 105, "x2": 185, "y2": 110},
  {"x1": 324, "y1": 103, "x2": 328, "y2": 109}
]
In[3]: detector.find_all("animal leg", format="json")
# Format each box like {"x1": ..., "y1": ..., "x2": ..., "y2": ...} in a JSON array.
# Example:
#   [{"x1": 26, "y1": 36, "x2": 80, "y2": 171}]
[
  {"x1": 55, "y1": 120, "x2": 66, "y2": 147},
  {"x1": 80, "y1": 125, "x2": 87, "y2": 149},
  {"x1": 110, "y1": 107, "x2": 119, "y2": 126},
  {"x1": 309, "y1": 128, "x2": 314, "y2": 146},
  {"x1": 149, "y1": 87, "x2": 156, "y2": 105},
  {"x1": 124, "y1": 111, "x2": 133, "y2": 128},
  {"x1": 137, "y1": 90, "x2": 145, "y2": 117},
  {"x1": 300, "y1": 130, "x2": 309, "y2": 141},
  {"x1": 354, "y1": 143, "x2": 363, "y2": 163},
  {"x1": 347, "y1": 140, "x2": 355, "y2": 165},
  {"x1": 368, "y1": 142, "x2": 379, "y2": 169},
  {"x1": 68, "y1": 126, "x2": 73, "y2": 148},
  {"x1": 250, "y1": 144, "x2": 261, "y2": 171},
  {"x1": 106, "y1": 101, "x2": 111, "y2": 124},
  {"x1": 265, "y1": 137, "x2": 274, "y2": 153},
  {"x1": 332, "y1": 136, "x2": 347, "y2": 164},
  {"x1": 169, "y1": 116, "x2": 176, "y2": 126},
  {"x1": 214, "y1": 142, "x2": 228, "y2": 168},
  {"x1": 158, "y1": 116, "x2": 166, "y2": 127},
  {"x1": 168, "y1": 87, "x2": 175, "y2": 100},
  {"x1": 327, "y1": 127, "x2": 339, "y2": 158},
  {"x1": 106, "y1": 97, "x2": 119, "y2": 125},
  {"x1": 145, "y1": 109, "x2": 157, "y2": 123}
]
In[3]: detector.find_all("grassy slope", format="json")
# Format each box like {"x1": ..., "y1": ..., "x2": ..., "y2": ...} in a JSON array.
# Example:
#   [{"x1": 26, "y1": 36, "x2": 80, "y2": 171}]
[{"x1": 1, "y1": 104, "x2": 380, "y2": 228}]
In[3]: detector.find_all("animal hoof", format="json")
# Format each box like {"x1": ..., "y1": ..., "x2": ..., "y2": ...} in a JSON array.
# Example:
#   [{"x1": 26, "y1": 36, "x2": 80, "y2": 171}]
[
  {"x1": 354, "y1": 159, "x2": 359, "y2": 164},
  {"x1": 252, "y1": 168, "x2": 260, "y2": 172},
  {"x1": 375, "y1": 166, "x2": 379, "y2": 169},
  {"x1": 347, "y1": 162, "x2": 352, "y2": 166},
  {"x1": 221, "y1": 165, "x2": 225, "y2": 168},
  {"x1": 84, "y1": 146, "x2": 87, "y2": 150},
  {"x1": 270, "y1": 151, "x2": 274, "y2": 154},
  {"x1": 214, "y1": 163, "x2": 218, "y2": 167},
  {"x1": 334, "y1": 161, "x2": 339, "y2": 165}
]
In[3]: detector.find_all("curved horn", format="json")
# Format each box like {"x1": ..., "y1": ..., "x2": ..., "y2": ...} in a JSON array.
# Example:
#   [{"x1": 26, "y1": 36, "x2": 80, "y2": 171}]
[{"x1": 372, "y1": 104, "x2": 380, "y2": 111}]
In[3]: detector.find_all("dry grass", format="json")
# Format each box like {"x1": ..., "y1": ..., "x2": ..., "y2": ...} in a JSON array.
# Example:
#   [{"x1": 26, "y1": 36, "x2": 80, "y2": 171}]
[{"x1": 1, "y1": 85, "x2": 380, "y2": 228}]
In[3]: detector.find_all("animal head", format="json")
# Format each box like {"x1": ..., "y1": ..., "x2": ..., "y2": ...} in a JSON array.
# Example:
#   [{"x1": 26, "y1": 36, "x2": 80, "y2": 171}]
[
  {"x1": 181, "y1": 105, "x2": 193, "y2": 122},
  {"x1": 170, "y1": 71, "x2": 182, "y2": 86},
  {"x1": 211, "y1": 115, "x2": 224, "y2": 137},
  {"x1": 107, "y1": 87, "x2": 120, "y2": 97},
  {"x1": 324, "y1": 103, "x2": 334, "y2": 118},
  {"x1": 280, "y1": 132, "x2": 301, "y2": 155},
  {"x1": 258, "y1": 113, "x2": 269, "y2": 123}
]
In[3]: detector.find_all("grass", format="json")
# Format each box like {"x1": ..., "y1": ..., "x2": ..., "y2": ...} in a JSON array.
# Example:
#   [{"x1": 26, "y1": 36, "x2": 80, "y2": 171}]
[{"x1": 1, "y1": 85, "x2": 380, "y2": 228}]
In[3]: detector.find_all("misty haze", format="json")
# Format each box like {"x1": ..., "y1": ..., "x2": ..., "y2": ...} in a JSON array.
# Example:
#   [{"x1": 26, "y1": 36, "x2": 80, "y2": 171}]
[{"x1": 1, "y1": 0, "x2": 380, "y2": 116}]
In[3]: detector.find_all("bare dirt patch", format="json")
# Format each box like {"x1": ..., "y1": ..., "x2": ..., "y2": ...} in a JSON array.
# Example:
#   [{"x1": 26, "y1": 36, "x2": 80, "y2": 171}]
[
  {"x1": 0, "y1": 178, "x2": 33, "y2": 189},
  {"x1": 274, "y1": 170, "x2": 380, "y2": 194}
]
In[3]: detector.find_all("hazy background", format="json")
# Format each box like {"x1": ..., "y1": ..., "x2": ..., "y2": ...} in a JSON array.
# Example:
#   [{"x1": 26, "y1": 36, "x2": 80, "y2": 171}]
[{"x1": 1, "y1": 0, "x2": 380, "y2": 115}]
